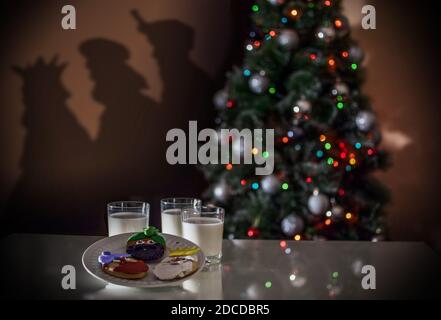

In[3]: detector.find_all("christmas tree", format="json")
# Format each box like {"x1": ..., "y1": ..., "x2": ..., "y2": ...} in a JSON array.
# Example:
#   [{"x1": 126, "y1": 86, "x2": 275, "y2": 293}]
[{"x1": 202, "y1": 0, "x2": 389, "y2": 240}]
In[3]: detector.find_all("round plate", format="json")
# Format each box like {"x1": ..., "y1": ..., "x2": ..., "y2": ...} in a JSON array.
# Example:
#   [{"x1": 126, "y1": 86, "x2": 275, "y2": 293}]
[{"x1": 82, "y1": 232, "x2": 205, "y2": 288}]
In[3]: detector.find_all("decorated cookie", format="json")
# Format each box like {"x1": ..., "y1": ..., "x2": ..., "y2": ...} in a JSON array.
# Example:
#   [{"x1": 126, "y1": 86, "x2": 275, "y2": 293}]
[
  {"x1": 102, "y1": 256, "x2": 149, "y2": 280},
  {"x1": 153, "y1": 256, "x2": 198, "y2": 281},
  {"x1": 126, "y1": 227, "x2": 166, "y2": 261}
]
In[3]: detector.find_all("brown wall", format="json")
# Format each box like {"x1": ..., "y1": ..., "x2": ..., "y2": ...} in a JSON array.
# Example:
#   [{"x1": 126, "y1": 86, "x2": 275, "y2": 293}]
[{"x1": 1, "y1": 0, "x2": 441, "y2": 249}]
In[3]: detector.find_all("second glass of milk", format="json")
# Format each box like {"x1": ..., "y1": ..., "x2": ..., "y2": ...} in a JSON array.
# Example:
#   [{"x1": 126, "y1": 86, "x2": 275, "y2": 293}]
[
  {"x1": 182, "y1": 206, "x2": 224, "y2": 265},
  {"x1": 160, "y1": 198, "x2": 201, "y2": 237}
]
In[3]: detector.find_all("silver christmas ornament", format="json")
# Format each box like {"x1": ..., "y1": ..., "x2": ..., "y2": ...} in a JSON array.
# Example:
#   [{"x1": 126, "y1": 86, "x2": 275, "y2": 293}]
[
  {"x1": 349, "y1": 46, "x2": 364, "y2": 63},
  {"x1": 294, "y1": 97, "x2": 311, "y2": 113},
  {"x1": 277, "y1": 29, "x2": 300, "y2": 50},
  {"x1": 213, "y1": 180, "x2": 231, "y2": 203},
  {"x1": 249, "y1": 74, "x2": 270, "y2": 94},
  {"x1": 355, "y1": 111, "x2": 375, "y2": 132},
  {"x1": 281, "y1": 214, "x2": 304, "y2": 237},
  {"x1": 332, "y1": 82, "x2": 350, "y2": 96},
  {"x1": 371, "y1": 235, "x2": 385, "y2": 242},
  {"x1": 261, "y1": 175, "x2": 280, "y2": 194},
  {"x1": 316, "y1": 26, "x2": 336, "y2": 43},
  {"x1": 331, "y1": 205, "x2": 344, "y2": 220},
  {"x1": 307, "y1": 192, "x2": 329, "y2": 215},
  {"x1": 213, "y1": 90, "x2": 228, "y2": 109},
  {"x1": 267, "y1": 0, "x2": 285, "y2": 5},
  {"x1": 232, "y1": 138, "x2": 246, "y2": 158}
]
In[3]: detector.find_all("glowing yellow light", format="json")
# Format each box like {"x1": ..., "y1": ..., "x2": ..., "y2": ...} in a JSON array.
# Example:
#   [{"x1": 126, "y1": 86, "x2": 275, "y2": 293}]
[
  {"x1": 349, "y1": 158, "x2": 356, "y2": 165},
  {"x1": 319, "y1": 134, "x2": 326, "y2": 142},
  {"x1": 291, "y1": 9, "x2": 298, "y2": 16},
  {"x1": 345, "y1": 212, "x2": 352, "y2": 220},
  {"x1": 252, "y1": 148, "x2": 259, "y2": 155},
  {"x1": 328, "y1": 58, "x2": 335, "y2": 66},
  {"x1": 294, "y1": 234, "x2": 301, "y2": 241}
]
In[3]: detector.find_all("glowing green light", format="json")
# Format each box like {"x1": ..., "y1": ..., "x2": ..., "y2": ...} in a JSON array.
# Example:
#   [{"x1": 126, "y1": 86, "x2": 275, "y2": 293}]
[
  {"x1": 252, "y1": 4, "x2": 259, "y2": 12},
  {"x1": 265, "y1": 281, "x2": 272, "y2": 288},
  {"x1": 269, "y1": 87, "x2": 276, "y2": 94},
  {"x1": 351, "y1": 63, "x2": 358, "y2": 70},
  {"x1": 282, "y1": 183, "x2": 289, "y2": 190},
  {"x1": 332, "y1": 271, "x2": 339, "y2": 279},
  {"x1": 337, "y1": 95, "x2": 343, "y2": 101},
  {"x1": 337, "y1": 102, "x2": 344, "y2": 109},
  {"x1": 324, "y1": 143, "x2": 331, "y2": 150},
  {"x1": 262, "y1": 151, "x2": 269, "y2": 158},
  {"x1": 327, "y1": 157, "x2": 334, "y2": 165}
]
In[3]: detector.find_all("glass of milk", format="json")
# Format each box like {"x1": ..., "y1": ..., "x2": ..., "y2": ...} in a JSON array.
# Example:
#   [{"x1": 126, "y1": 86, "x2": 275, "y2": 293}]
[
  {"x1": 160, "y1": 198, "x2": 201, "y2": 237},
  {"x1": 182, "y1": 206, "x2": 224, "y2": 265},
  {"x1": 107, "y1": 201, "x2": 149, "y2": 237}
]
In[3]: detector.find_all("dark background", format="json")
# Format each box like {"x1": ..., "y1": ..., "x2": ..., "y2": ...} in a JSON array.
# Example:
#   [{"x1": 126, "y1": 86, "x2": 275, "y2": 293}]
[{"x1": 1, "y1": 0, "x2": 441, "y2": 251}]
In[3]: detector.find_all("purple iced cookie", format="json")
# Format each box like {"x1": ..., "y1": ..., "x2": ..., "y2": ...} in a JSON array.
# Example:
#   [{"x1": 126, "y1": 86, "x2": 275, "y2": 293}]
[{"x1": 98, "y1": 251, "x2": 131, "y2": 266}]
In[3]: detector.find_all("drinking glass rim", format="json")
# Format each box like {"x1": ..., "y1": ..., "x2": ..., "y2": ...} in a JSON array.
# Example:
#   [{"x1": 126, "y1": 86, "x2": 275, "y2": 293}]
[
  {"x1": 160, "y1": 198, "x2": 202, "y2": 205},
  {"x1": 107, "y1": 201, "x2": 149, "y2": 209},
  {"x1": 182, "y1": 205, "x2": 225, "y2": 215}
]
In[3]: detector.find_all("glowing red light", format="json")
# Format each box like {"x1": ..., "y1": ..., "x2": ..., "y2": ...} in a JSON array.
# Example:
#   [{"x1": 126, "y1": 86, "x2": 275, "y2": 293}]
[
  {"x1": 280, "y1": 240, "x2": 287, "y2": 248},
  {"x1": 254, "y1": 40, "x2": 261, "y2": 47},
  {"x1": 247, "y1": 230, "x2": 254, "y2": 237},
  {"x1": 367, "y1": 149, "x2": 374, "y2": 156},
  {"x1": 340, "y1": 152, "x2": 347, "y2": 159},
  {"x1": 269, "y1": 30, "x2": 276, "y2": 37},
  {"x1": 310, "y1": 54, "x2": 317, "y2": 60},
  {"x1": 282, "y1": 137, "x2": 289, "y2": 143},
  {"x1": 324, "y1": 0, "x2": 331, "y2": 7},
  {"x1": 226, "y1": 100, "x2": 234, "y2": 108},
  {"x1": 306, "y1": 177, "x2": 312, "y2": 183},
  {"x1": 241, "y1": 179, "x2": 247, "y2": 186},
  {"x1": 342, "y1": 51, "x2": 349, "y2": 58},
  {"x1": 338, "y1": 188, "x2": 345, "y2": 196},
  {"x1": 339, "y1": 142, "x2": 345, "y2": 149}
]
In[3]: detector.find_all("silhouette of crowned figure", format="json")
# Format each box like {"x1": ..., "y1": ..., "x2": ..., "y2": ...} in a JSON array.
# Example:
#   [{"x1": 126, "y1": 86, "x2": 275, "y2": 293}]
[
  {"x1": 8, "y1": 57, "x2": 95, "y2": 234},
  {"x1": 131, "y1": 10, "x2": 216, "y2": 198}
]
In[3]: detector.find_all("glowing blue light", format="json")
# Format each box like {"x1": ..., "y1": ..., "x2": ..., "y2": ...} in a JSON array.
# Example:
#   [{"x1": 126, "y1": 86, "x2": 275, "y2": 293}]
[
  {"x1": 281, "y1": 17, "x2": 288, "y2": 24},
  {"x1": 355, "y1": 142, "x2": 362, "y2": 149},
  {"x1": 316, "y1": 150, "x2": 324, "y2": 158},
  {"x1": 345, "y1": 165, "x2": 352, "y2": 172},
  {"x1": 252, "y1": 182, "x2": 259, "y2": 190},
  {"x1": 249, "y1": 31, "x2": 256, "y2": 38},
  {"x1": 243, "y1": 69, "x2": 251, "y2": 77},
  {"x1": 287, "y1": 131, "x2": 294, "y2": 138}
]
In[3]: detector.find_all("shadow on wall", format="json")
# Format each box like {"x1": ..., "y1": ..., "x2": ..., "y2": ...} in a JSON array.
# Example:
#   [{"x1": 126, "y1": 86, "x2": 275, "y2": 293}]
[{"x1": 5, "y1": 12, "x2": 215, "y2": 235}]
